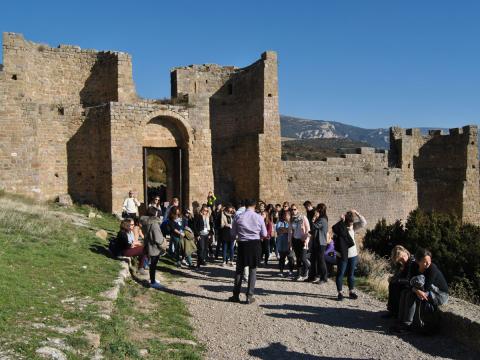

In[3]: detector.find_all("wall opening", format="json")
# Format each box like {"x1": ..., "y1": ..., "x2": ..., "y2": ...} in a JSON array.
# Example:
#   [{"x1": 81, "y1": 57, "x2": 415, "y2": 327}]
[{"x1": 143, "y1": 147, "x2": 185, "y2": 208}]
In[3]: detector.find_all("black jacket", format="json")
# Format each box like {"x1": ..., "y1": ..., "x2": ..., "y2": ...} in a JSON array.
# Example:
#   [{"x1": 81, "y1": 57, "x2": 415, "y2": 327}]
[
  {"x1": 332, "y1": 220, "x2": 354, "y2": 260},
  {"x1": 193, "y1": 214, "x2": 214, "y2": 237},
  {"x1": 411, "y1": 262, "x2": 449, "y2": 294},
  {"x1": 116, "y1": 230, "x2": 131, "y2": 252}
]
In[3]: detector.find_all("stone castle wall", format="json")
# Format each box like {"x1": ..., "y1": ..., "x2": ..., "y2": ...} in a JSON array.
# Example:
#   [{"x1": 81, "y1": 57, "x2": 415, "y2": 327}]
[
  {"x1": 284, "y1": 148, "x2": 417, "y2": 224},
  {"x1": 108, "y1": 103, "x2": 214, "y2": 213},
  {"x1": 0, "y1": 33, "x2": 136, "y2": 204},
  {"x1": 0, "y1": 32, "x2": 478, "y2": 226},
  {"x1": 390, "y1": 126, "x2": 480, "y2": 224},
  {"x1": 171, "y1": 51, "x2": 287, "y2": 204}
]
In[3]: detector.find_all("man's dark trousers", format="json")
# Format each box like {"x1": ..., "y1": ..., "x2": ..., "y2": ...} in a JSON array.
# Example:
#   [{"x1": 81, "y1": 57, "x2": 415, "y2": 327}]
[{"x1": 232, "y1": 240, "x2": 259, "y2": 298}]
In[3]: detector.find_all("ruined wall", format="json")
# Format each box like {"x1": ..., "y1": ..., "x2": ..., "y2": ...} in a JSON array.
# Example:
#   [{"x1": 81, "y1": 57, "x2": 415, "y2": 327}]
[
  {"x1": 172, "y1": 52, "x2": 288, "y2": 204},
  {"x1": 0, "y1": 33, "x2": 136, "y2": 203},
  {"x1": 66, "y1": 105, "x2": 112, "y2": 210},
  {"x1": 1, "y1": 33, "x2": 130, "y2": 105},
  {"x1": 390, "y1": 126, "x2": 480, "y2": 224},
  {"x1": 209, "y1": 60, "x2": 264, "y2": 202},
  {"x1": 284, "y1": 148, "x2": 416, "y2": 225}
]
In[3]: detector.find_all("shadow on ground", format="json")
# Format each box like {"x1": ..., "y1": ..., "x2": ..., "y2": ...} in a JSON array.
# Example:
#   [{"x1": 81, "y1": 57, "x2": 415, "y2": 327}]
[
  {"x1": 249, "y1": 342, "x2": 362, "y2": 359},
  {"x1": 259, "y1": 304, "x2": 477, "y2": 360}
]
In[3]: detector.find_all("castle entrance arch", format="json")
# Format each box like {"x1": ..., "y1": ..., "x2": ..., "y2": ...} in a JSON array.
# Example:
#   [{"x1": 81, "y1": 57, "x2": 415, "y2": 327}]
[{"x1": 142, "y1": 111, "x2": 191, "y2": 209}]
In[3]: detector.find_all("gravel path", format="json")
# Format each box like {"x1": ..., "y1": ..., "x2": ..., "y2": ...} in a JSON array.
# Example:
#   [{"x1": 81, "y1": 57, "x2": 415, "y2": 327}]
[{"x1": 167, "y1": 261, "x2": 478, "y2": 360}]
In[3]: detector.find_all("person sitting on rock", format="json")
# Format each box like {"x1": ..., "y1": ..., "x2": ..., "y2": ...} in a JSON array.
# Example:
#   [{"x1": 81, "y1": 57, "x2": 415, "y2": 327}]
[
  {"x1": 391, "y1": 248, "x2": 449, "y2": 333},
  {"x1": 384, "y1": 245, "x2": 415, "y2": 318},
  {"x1": 117, "y1": 218, "x2": 147, "y2": 274}
]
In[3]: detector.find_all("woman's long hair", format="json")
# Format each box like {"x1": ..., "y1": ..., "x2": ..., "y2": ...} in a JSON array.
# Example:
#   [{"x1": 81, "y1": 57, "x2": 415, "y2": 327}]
[
  {"x1": 316, "y1": 203, "x2": 328, "y2": 221},
  {"x1": 169, "y1": 206, "x2": 179, "y2": 221}
]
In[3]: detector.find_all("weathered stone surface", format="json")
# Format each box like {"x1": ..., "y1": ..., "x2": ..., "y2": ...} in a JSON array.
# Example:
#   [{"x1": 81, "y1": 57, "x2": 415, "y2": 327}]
[
  {"x1": 0, "y1": 32, "x2": 478, "y2": 226},
  {"x1": 56, "y1": 194, "x2": 73, "y2": 207}
]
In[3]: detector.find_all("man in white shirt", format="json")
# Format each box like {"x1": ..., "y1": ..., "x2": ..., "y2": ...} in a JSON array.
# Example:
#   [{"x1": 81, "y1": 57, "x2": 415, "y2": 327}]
[{"x1": 122, "y1": 190, "x2": 140, "y2": 220}]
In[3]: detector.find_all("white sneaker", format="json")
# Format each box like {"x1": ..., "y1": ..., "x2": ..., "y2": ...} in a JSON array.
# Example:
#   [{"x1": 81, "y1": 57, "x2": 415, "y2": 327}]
[
  {"x1": 181, "y1": 259, "x2": 188, "y2": 266},
  {"x1": 221, "y1": 262, "x2": 226, "y2": 267},
  {"x1": 150, "y1": 281, "x2": 164, "y2": 290},
  {"x1": 278, "y1": 272, "x2": 284, "y2": 277}
]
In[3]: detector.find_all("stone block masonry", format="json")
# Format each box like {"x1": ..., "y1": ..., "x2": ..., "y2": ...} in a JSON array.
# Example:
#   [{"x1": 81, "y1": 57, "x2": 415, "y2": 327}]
[{"x1": 0, "y1": 32, "x2": 478, "y2": 227}]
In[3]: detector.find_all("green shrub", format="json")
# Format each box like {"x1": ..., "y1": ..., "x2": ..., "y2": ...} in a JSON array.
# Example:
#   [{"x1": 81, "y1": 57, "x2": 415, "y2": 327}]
[
  {"x1": 364, "y1": 208, "x2": 480, "y2": 304},
  {"x1": 364, "y1": 218, "x2": 404, "y2": 257}
]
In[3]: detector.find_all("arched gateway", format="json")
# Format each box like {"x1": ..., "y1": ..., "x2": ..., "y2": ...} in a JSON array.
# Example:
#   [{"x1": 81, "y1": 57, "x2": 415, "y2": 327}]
[
  {"x1": 142, "y1": 109, "x2": 192, "y2": 209},
  {"x1": 109, "y1": 104, "x2": 214, "y2": 214}
]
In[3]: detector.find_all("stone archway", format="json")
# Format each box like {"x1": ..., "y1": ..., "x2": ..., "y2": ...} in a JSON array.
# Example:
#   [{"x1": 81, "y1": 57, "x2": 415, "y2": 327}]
[{"x1": 141, "y1": 109, "x2": 193, "y2": 209}]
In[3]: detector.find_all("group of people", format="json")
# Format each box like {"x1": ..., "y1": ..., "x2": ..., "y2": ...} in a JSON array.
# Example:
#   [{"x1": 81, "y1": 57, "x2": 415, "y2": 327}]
[
  {"x1": 117, "y1": 190, "x2": 449, "y2": 333},
  {"x1": 387, "y1": 245, "x2": 449, "y2": 333}
]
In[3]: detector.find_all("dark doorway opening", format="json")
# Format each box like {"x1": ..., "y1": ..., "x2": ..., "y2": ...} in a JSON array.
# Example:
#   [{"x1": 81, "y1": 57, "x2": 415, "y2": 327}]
[{"x1": 143, "y1": 147, "x2": 185, "y2": 209}]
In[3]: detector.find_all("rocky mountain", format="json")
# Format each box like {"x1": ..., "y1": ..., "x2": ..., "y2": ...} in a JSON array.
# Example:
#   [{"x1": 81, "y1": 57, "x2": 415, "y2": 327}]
[
  {"x1": 280, "y1": 115, "x2": 472, "y2": 150},
  {"x1": 280, "y1": 115, "x2": 391, "y2": 149}
]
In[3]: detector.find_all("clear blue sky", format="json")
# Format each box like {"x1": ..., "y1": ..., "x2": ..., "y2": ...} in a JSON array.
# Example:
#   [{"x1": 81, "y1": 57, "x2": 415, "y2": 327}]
[{"x1": 1, "y1": 0, "x2": 479, "y2": 129}]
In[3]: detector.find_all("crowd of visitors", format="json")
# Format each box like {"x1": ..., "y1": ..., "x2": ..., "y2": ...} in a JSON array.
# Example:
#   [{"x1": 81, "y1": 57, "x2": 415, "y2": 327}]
[{"x1": 114, "y1": 190, "x2": 449, "y2": 334}]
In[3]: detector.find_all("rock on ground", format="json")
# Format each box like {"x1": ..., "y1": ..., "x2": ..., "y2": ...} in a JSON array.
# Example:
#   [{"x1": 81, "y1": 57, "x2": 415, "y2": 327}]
[
  {"x1": 35, "y1": 346, "x2": 67, "y2": 360},
  {"x1": 167, "y1": 262, "x2": 479, "y2": 360}
]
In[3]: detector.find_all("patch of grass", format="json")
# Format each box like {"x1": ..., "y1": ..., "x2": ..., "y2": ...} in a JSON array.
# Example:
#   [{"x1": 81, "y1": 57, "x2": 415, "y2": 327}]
[
  {"x1": 0, "y1": 194, "x2": 121, "y2": 358},
  {"x1": 100, "y1": 280, "x2": 204, "y2": 359},
  {"x1": 0, "y1": 192, "x2": 202, "y2": 359}
]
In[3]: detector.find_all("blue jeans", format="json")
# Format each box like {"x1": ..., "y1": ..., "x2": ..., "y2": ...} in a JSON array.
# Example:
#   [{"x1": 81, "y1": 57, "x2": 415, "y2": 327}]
[
  {"x1": 170, "y1": 236, "x2": 180, "y2": 262},
  {"x1": 223, "y1": 240, "x2": 235, "y2": 262},
  {"x1": 336, "y1": 255, "x2": 358, "y2": 292}
]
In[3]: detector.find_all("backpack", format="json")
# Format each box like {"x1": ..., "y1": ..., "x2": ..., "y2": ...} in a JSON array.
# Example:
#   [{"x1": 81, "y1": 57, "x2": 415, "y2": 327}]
[{"x1": 108, "y1": 237, "x2": 122, "y2": 258}]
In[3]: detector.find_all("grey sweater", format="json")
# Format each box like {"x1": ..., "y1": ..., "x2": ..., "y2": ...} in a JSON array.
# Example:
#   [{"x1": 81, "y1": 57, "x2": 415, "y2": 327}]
[{"x1": 311, "y1": 217, "x2": 328, "y2": 247}]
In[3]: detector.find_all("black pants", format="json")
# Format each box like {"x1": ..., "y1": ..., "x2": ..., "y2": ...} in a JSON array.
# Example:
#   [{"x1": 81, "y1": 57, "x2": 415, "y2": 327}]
[
  {"x1": 125, "y1": 212, "x2": 137, "y2": 221},
  {"x1": 310, "y1": 245, "x2": 328, "y2": 281},
  {"x1": 149, "y1": 255, "x2": 160, "y2": 283},
  {"x1": 197, "y1": 235, "x2": 208, "y2": 267},
  {"x1": 233, "y1": 240, "x2": 260, "y2": 298},
  {"x1": 388, "y1": 281, "x2": 408, "y2": 316},
  {"x1": 292, "y1": 238, "x2": 304, "y2": 272},
  {"x1": 261, "y1": 239, "x2": 270, "y2": 264},
  {"x1": 233, "y1": 265, "x2": 257, "y2": 298},
  {"x1": 279, "y1": 251, "x2": 294, "y2": 273},
  {"x1": 214, "y1": 232, "x2": 222, "y2": 258}
]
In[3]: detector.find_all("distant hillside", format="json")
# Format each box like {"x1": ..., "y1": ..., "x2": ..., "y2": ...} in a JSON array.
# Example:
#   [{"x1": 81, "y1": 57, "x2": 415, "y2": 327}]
[
  {"x1": 280, "y1": 115, "x2": 480, "y2": 157},
  {"x1": 280, "y1": 115, "x2": 390, "y2": 149},
  {"x1": 282, "y1": 138, "x2": 371, "y2": 161}
]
